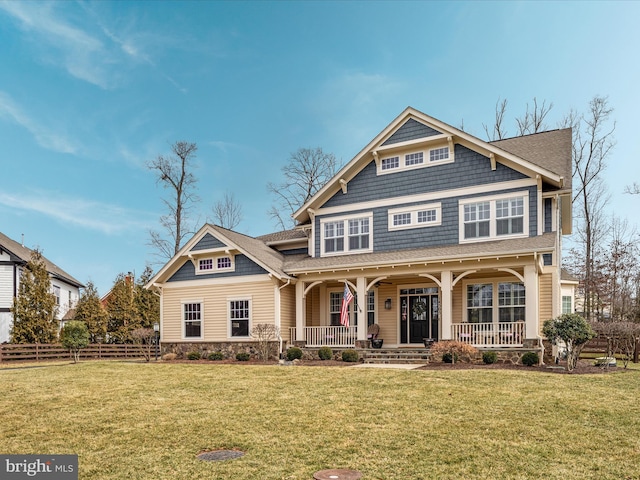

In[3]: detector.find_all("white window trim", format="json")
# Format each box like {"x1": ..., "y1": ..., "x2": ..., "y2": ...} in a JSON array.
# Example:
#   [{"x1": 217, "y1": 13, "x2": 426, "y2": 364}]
[
  {"x1": 377, "y1": 144, "x2": 454, "y2": 176},
  {"x1": 195, "y1": 255, "x2": 235, "y2": 275},
  {"x1": 327, "y1": 288, "x2": 354, "y2": 326},
  {"x1": 319, "y1": 212, "x2": 373, "y2": 257},
  {"x1": 388, "y1": 202, "x2": 442, "y2": 231},
  {"x1": 227, "y1": 296, "x2": 252, "y2": 339},
  {"x1": 459, "y1": 191, "x2": 529, "y2": 243},
  {"x1": 181, "y1": 299, "x2": 204, "y2": 340},
  {"x1": 461, "y1": 278, "x2": 526, "y2": 324}
]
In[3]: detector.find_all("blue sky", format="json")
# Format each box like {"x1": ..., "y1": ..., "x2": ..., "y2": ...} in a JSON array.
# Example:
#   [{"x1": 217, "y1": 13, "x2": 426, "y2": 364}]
[{"x1": 1, "y1": 1, "x2": 638, "y2": 295}]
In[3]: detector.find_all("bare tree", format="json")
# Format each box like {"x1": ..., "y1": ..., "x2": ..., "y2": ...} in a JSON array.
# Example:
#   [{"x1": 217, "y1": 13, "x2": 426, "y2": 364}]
[
  {"x1": 624, "y1": 182, "x2": 640, "y2": 195},
  {"x1": 210, "y1": 191, "x2": 243, "y2": 230},
  {"x1": 267, "y1": 147, "x2": 337, "y2": 230},
  {"x1": 483, "y1": 98, "x2": 508, "y2": 141},
  {"x1": 147, "y1": 141, "x2": 200, "y2": 261},
  {"x1": 561, "y1": 96, "x2": 616, "y2": 321},
  {"x1": 515, "y1": 97, "x2": 553, "y2": 136}
]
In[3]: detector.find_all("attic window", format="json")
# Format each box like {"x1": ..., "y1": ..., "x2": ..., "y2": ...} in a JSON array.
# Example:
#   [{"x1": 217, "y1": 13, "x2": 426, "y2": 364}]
[
  {"x1": 381, "y1": 156, "x2": 399, "y2": 170},
  {"x1": 430, "y1": 147, "x2": 449, "y2": 162},
  {"x1": 196, "y1": 255, "x2": 235, "y2": 274}
]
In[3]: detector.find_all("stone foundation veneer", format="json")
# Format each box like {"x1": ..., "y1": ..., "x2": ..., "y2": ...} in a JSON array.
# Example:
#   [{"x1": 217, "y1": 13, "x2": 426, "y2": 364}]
[{"x1": 161, "y1": 341, "x2": 284, "y2": 360}]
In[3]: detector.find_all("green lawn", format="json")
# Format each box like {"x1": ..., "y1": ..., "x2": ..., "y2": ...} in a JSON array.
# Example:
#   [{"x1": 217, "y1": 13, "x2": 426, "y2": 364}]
[{"x1": 1, "y1": 361, "x2": 639, "y2": 479}]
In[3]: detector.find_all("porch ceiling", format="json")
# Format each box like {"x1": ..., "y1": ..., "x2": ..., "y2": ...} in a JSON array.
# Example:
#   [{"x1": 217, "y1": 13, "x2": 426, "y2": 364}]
[{"x1": 284, "y1": 233, "x2": 555, "y2": 275}]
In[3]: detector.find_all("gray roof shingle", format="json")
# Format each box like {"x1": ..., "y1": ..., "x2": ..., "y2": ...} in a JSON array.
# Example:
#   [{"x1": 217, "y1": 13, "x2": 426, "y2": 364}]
[
  {"x1": 0, "y1": 231, "x2": 84, "y2": 288},
  {"x1": 491, "y1": 128, "x2": 572, "y2": 189}
]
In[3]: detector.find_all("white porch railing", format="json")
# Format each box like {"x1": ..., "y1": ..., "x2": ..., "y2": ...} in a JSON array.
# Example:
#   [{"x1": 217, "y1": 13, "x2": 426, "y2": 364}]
[
  {"x1": 452, "y1": 322, "x2": 525, "y2": 347},
  {"x1": 289, "y1": 326, "x2": 357, "y2": 347}
]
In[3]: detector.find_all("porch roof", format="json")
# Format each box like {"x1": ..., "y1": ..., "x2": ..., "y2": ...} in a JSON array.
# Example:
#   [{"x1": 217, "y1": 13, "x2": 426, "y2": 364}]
[{"x1": 283, "y1": 233, "x2": 556, "y2": 274}]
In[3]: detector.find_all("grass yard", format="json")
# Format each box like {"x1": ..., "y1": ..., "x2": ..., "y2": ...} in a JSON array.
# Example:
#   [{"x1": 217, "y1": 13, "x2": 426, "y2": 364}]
[{"x1": 1, "y1": 361, "x2": 639, "y2": 480}]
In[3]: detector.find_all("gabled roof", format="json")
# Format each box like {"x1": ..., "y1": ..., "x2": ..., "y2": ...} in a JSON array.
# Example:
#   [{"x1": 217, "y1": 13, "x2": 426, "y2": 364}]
[
  {"x1": 147, "y1": 224, "x2": 293, "y2": 286},
  {"x1": 293, "y1": 106, "x2": 570, "y2": 225},
  {"x1": 0, "y1": 231, "x2": 84, "y2": 288},
  {"x1": 257, "y1": 229, "x2": 307, "y2": 245}
]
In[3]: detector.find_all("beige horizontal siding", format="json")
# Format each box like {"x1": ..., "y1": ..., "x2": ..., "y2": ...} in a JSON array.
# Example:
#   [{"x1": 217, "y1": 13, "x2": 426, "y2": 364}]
[
  {"x1": 538, "y1": 273, "x2": 553, "y2": 335},
  {"x1": 280, "y1": 283, "x2": 296, "y2": 342},
  {"x1": 161, "y1": 280, "x2": 275, "y2": 342}
]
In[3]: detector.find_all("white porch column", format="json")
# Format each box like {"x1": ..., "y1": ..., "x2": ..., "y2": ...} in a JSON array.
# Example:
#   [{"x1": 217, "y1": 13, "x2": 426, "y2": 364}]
[
  {"x1": 524, "y1": 264, "x2": 539, "y2": 339},
  {"x1": 356, "y1": 276, "x2": 367, "y2": 341},
  {"x1": 295, "y1": 280, "x2": 305, "y2": 342},
  {"x1": 441, "y1": 270, "x2": 453, "y2": 340}
]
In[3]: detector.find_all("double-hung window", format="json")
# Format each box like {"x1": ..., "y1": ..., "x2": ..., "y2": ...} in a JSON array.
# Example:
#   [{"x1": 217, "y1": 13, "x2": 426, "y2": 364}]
[
  {"x1": 498, "y1": 283, "x2": 525, "y2": 322},
  {"x1": 324, "y1": 221, "x2": 344, "y2": 253},
  {"x1": 321, "y1": 214, "x2": 372, "y2": 256},
  {"x1": 230, "y1": 299, "x2": 250, "y2": 337},
  {"x1": 460, "y1": 193, "x2": 528, "y2": 242},
  {"x1": 183, "y1": 302, "x2": 202, "y2": 338},
  {"x1": 464, "y1": 202, "x2": 491, "y2": 239},
  {"x1": 496, "y1": 197, "x2": 524, "y2": 235},
  {"x1": 348, "y1": 218, "x2": 370, "y2": 250},
  {"x1": 467, "y1": 284, "x2": 493, "y2": 323}
]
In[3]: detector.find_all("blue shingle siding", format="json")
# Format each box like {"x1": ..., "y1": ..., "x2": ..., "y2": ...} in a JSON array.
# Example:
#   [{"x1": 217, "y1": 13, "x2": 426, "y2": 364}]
[
  {"x1": 167, "y1": 254, "x2": 268, "y2": 282},
  {"x1": 324, "y1": 145, "x2": 528, "y2": 209},
  {"x1": 544, "y1": 198, "x2": 552, "y2": 233},
  {"x1": 314, "y1": 185, "x2": 538, "y2": 256},
  {"x1": 382, "y1": 118, "x2": 441, "y2": 145},
  {"x1": 190, "y1": 233, "x2": 226, "y2": 251},
  {"x1": 280, "y1": 248, "x2": 309, "y2": 256}
]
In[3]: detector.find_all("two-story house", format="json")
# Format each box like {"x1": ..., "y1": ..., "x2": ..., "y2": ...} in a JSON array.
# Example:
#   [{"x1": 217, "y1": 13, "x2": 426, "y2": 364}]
[
  {"x1": 0, "y1": 232, "x2": 84, "y2": 343},
  {"x1": 147, "y1": 107, "x2": 574, "y2": 359}
]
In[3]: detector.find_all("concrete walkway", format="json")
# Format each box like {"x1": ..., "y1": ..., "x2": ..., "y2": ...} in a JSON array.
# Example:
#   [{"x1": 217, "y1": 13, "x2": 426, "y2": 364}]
[{"x1": 351, "y1": 363, "x2": 424, "y2": 370}]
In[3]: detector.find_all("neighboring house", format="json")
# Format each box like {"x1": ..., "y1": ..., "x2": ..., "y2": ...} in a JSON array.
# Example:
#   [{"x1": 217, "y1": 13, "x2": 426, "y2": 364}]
[
  {"x1": 0, "y1": 232, "x2": 84, "y2": 343},
  {"x1": 147, "y1": 107, "x2": 574, "y2": 356}
]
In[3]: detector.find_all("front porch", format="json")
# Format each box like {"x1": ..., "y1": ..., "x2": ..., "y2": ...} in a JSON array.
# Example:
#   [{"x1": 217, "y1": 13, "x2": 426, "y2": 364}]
[{"x1": 290, "y1": 321, "x2": 526, "y2": 349}]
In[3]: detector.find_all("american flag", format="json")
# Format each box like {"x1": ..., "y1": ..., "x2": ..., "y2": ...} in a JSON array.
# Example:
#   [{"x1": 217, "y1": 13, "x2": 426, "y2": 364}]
[{"x1": 340, "y1": 283, "x2": 354, "y2": 328}]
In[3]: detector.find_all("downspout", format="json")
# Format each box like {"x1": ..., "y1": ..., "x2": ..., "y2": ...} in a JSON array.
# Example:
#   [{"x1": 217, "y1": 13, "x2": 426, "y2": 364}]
[{"x1": 277, "y1": 279, "x2": 291, "y2": 357}]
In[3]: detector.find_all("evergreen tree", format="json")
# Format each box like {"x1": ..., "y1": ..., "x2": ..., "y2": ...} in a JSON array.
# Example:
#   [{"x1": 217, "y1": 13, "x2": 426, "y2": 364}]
[
  {"x1": 10, "y1": 249, "x2": 58, "y2": 343},
  {"x1": 105, "y1": 273, "x2": 139, "y2": 343},
  {"x1": 135, "y1": 266, "x2": 160, "y2": 329},
  {"x1": 73, "y1": 281, "x2": 108, "y2": 343}
]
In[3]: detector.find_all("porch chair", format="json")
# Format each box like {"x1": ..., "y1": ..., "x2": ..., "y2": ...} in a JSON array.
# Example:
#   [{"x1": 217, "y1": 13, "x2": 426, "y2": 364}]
[{"x1": 367, "y1": 324, "x2": 380, "y2": 346}]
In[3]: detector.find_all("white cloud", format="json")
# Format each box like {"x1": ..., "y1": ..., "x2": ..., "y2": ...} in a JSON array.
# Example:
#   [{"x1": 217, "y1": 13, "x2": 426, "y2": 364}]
[
  {"x1": 0, "y1": 91, "x2": 79, "y2": 154},
  {"x1": 0, "y1": 190, "x2": 156, "y2": 235}
]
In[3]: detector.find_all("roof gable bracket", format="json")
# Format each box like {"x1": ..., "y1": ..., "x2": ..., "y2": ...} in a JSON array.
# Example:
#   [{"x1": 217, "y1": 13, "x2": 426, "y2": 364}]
[
  {"x1": 489, "y1": 153, "x2": 496, "y2": 171},
  {"x1": 339, "y1": 178, "x2": 348, "y2": 194},
  {"x1": 372, "y1": 151, "x2": 380, "y2": 168},
  {"x1": 448, "y1": 136, "x2": 454, "y2": 157}
]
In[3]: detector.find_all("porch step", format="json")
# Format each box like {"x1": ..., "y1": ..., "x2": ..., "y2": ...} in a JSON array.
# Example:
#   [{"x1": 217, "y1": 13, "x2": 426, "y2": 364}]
[{"x1": 362, "y1": 348, "x2": 432, "y2": 365}]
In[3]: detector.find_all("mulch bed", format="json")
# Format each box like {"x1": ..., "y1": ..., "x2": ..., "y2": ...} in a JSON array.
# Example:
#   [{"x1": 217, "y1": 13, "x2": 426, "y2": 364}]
[
  {"x1": 163, "y1": 358, "x2": 634, "y2": 373},
  {"x1": 417, "y1": 359, "x2": 634, "y2": 374}
]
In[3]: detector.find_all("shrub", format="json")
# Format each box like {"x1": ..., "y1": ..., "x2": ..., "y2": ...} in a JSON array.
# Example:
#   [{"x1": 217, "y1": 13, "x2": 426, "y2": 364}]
[
  {"x1": 187, "y1": 351, "x2": 201, "y2": 360},
  {"x1": 429, "y1": 340, "x2": 478, "y2": 364},
  {"x1": 543, "y1": 313, "x2": 596, "y2": 371},
  {"x1": 482, "y1": 351, "x2": 498, "y2": 365},
  {"x1": 318, "y1": 346, "x2": 333, "y2": 360},
  {"x1": 286, "y1": 347, "x2": 303, "y2": 361},
  {"x1": 208, "y1": 351, "x2": 224, "y2": 361},
  {"x1": 250, "y1": 323, "x2": 279, "y2": 361},
  {"x1": 442, "y1": 352, "x2": 459, "y2": 364},
  {"x1": 236, "y1": 352, "x2": 250, "y2": 361},
  {"x1": 342, "y1": 349, "x2": 359, "y2": 363},
  {"x1": 521, "y1": 351, "x2": 539, "y2": 366},
  {"x1": 60, "y1": 320, "x2": 90, "y2": 363},
  {"x1": 162, "y1": 353, "x2": 177, "y2": 361}
]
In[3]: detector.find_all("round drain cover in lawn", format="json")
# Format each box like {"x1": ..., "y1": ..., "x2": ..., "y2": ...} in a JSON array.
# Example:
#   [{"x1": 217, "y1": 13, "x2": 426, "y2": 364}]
[
  {"x1": 313, "y1": 469, "x2": 362, "y2": 480},
  {"x1": 197, "y1": 449, "x2": 245, "y2": 462}
]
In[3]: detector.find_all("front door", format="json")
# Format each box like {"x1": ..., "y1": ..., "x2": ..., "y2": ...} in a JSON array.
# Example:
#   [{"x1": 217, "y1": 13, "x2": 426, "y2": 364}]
[{"x1": 400, "y1": 288, "x2": 439, "y2": 344}]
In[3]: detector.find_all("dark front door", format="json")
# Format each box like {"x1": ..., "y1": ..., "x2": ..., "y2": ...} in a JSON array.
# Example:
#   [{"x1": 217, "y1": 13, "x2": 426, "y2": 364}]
[{"x1": 400, "y1": 288, "x2": 439, "y2": 344}]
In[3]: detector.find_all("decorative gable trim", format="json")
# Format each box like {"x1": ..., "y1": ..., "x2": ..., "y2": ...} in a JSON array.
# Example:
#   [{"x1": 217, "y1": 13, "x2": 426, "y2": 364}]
[{"x1": 293, "y1": 107, "x2": 563, "y2": 226}]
